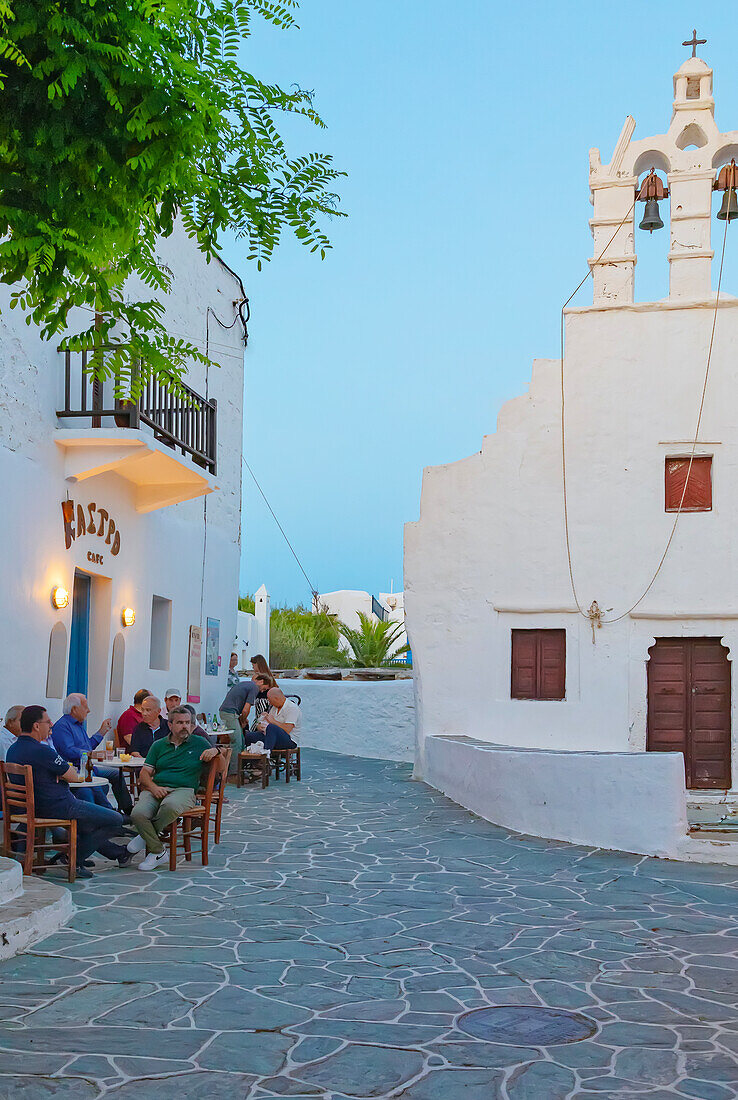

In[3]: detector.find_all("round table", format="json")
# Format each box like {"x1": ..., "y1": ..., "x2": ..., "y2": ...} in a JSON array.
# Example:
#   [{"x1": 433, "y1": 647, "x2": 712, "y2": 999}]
[
  {"x1": 68, "y1": 776, "x2": 109, "y2": 789},
  {"x1": 96, "y1": 757, "x2": 145, "y2": 769}
]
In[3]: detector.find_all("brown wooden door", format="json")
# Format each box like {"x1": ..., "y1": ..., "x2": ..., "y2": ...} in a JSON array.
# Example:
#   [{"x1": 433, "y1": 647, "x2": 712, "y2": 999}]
[{"x1": 647, "y1": 638, "x2": 731, "y2": 790}]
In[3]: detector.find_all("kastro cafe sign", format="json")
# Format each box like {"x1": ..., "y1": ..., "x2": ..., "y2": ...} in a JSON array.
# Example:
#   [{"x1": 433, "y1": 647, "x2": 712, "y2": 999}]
[{"x1": 62, "y1": 499, "x2": 121, "y2": 563}]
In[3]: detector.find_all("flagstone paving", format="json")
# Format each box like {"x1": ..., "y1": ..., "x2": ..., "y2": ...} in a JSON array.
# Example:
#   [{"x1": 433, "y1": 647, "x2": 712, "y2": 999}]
[{"x1": 0, "y1": 749, "x2": 737, "y2": 1097}]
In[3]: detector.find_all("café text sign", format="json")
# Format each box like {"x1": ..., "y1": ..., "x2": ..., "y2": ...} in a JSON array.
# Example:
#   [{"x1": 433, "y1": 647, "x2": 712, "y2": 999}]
[{"x1": 62, "y1": 499, "x2": 121, "y2": 561}]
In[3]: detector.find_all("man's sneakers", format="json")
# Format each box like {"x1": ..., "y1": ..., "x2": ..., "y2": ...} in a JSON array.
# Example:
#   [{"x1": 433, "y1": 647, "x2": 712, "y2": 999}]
[
  {"x1": 139, "y1": 849, "x2": 170, "y2": 871},
  {"x1": 126, "y1": 834, "x2": 146, "y2": 854}
]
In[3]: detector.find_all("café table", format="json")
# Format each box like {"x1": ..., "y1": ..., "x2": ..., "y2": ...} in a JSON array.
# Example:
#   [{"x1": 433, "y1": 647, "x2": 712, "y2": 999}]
[
  {"x1": 68, "y1": 776, "x2": 109, "y2": 789},
  {"x1": 91, "y1": 755, "x2": 145, "y2": 796}
]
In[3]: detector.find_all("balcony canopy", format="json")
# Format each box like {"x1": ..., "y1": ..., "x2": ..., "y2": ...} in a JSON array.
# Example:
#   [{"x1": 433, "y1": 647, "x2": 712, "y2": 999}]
[{"x1": 55, "y1": 428, "x2": 217, "y2": 513}]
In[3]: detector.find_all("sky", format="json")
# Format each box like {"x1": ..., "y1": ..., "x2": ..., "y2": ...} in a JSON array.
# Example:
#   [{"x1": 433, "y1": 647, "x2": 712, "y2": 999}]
[{"x1": 221, "y1": 1, "x2": 738, "y2": 608}]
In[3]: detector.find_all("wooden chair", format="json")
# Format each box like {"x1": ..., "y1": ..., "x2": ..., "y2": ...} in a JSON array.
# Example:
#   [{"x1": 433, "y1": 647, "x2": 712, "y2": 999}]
[
  {"x1": 237, "y1": 751, "x2": 269, "y2": 789},
  {"x1": 161, "y1": 758, "x2": 218, "y2": 871},
  {"x1": 270, "y1": 746, "x2": 301, "y2": 784},
  {"x1": 201, "y1": 748, "x2": 230, "y2": 843},
  {"x1": 0, "y1": 763, "x2": 78, "y2": 883}
]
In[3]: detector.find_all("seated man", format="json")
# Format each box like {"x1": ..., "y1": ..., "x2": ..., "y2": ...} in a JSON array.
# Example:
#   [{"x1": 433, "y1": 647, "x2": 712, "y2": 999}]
[
  {"x1": 129, "y1": 705, "x2": 220, "y2": 871},
  {"x1": 218, "y1": 677, "x2": 258, "y2": 774},
  {"x1": 163, "y1": 688, "x2": 182, "y2": 718},
  {"x1": 52, "y1": 694, "x2": 133, "y2": 815},
  {"x1": 130, "y1": 696, "x2": 169, "y2": 757},
  {"x1": 7, "y1": 706, "x2": 131, "y2": 878},
  {"x1": 116, "y1": 688, "x2": 152, "y2": 750},
  {"x1": 183, "y1": 704, "x2": 209, "y2": 740},
  {"x1": 0, "y1": 705, "x2": 22, "y2": 762},
  {"x1": 247, "y1": 686, "x2": 301, "y2": 752}
]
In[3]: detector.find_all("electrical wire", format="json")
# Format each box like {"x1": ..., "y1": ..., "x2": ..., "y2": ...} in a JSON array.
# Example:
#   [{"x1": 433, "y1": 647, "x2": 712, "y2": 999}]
[
  {"x1": 560, "y1": 193, "x2": 732, "y2": 625},
  {"x1": 242, "y1": 457, "x2": 319, "y2": 605}
]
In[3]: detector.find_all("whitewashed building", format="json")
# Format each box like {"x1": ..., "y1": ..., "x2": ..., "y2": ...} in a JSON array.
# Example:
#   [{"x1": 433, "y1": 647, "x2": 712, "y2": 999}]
[
  {"x1": 405, "y1": 51, "x2": 738, "y2": 859},
  {"x1": 318, "y1": 589, "x2": 408, "y2": 656},
  {"x1": 0, "y1": 223, "x2": 247, "y2": 731}
]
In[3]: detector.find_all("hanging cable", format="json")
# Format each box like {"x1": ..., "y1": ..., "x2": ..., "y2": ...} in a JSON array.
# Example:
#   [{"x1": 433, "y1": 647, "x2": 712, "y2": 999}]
[
  {"x1": 560, "y1": 193, "x2": 732, "y2": 626},
  {"x1": 242, "y1": 457, "x2": 319, "y2": 606}
]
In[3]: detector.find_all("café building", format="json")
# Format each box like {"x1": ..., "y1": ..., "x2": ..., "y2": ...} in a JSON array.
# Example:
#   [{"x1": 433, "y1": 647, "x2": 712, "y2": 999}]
[{"x1": 0, "y1": 224, "x2": 247, "y2": 731}]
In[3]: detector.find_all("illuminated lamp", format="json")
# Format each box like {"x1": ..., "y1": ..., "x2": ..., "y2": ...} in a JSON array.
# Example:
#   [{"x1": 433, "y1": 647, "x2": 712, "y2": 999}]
[
  {"x1": 51, "y1": 586, "x2": 69, "y2": 610},
  {"x1": 121, "y1": 607, "x2": 136, "y2": 627}
]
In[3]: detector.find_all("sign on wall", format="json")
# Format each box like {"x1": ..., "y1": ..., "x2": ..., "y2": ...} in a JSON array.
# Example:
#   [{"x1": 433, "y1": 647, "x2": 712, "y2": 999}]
[
  {"x1": 62, "y1": 498, "x2": 121, "y2": 562},
  {"x1": 205, "y1": 617, "x2": 220, "y2": 676},
  {"x1": 187, "y1": 625, "x2": 202, "y2": 704}
]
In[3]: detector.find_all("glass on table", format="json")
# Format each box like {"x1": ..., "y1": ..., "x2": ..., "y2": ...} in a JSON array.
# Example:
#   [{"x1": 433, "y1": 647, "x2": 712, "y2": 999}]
[{"x1": 105, "y1": 739, "x2": 114, "y2": 760}]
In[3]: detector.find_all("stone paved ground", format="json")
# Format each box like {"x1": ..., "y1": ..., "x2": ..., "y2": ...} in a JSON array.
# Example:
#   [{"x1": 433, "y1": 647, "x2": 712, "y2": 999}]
[{"x1": 0, "y1": 750, "x2": 738, "y2": 1098}]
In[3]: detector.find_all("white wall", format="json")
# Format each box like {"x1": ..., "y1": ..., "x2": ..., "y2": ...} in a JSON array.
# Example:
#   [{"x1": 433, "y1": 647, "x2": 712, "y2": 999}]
[
  {"x1": 0, "y1": 222, "x2": 245, "y2": 729},
  {"x1": 425, "y1": 736, "x2": 690, "y2": 858},
  {"x1": 318, "y1": 589, "x2": 408, "y2": 654},
  {"x1": 280, "y1": 678, "x2": 415, "y2": 762}
]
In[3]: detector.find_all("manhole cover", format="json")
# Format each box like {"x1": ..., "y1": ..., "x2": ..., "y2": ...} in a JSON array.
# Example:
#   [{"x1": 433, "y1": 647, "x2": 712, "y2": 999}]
[{"x1": 457, "y1": 1005, "x2": 597, "y2": 1046}]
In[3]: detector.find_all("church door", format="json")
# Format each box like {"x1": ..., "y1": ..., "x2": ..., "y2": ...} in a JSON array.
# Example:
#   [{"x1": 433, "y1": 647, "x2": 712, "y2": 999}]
[{"x1": 647, "y1": 638, "x2": 731, "y2": 790}]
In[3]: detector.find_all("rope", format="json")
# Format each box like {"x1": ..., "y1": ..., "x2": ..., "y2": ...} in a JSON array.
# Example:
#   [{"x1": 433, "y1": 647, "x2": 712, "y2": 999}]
[
  {"x1": 560, "y1": 190, "x2": 732, "y2": 628},
  {"x1": 242, "y1": 457, "x2": 319, "y2": 606}
]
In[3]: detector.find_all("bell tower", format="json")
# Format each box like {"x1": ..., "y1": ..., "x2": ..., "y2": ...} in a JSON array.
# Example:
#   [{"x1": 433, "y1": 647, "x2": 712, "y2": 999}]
[{"x1": 588, "y1": 36, "x2": 734, "y2": 307}]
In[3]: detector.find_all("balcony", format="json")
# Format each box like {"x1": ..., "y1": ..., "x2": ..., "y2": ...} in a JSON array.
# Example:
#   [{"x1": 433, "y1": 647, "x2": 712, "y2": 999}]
[{"x1": 55, "y1": 348, "x2": 218, "y2": 513}]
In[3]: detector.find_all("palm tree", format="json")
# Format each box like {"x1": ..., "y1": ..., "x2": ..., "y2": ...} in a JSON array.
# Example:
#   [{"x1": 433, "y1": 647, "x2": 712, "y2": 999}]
[{"x1": 338, "y1": 612, "x2": 408, "y2": 668}]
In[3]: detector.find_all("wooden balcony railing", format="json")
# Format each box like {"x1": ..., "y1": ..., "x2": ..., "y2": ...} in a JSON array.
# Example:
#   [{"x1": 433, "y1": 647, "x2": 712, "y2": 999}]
[{"x1": 57, "y1": 349, "x2": 217, "y2": 475}]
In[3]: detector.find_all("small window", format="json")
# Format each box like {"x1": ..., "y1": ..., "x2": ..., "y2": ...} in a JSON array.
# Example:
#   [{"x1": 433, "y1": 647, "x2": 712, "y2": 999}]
[
  {"x1": 149, "y1": 595, "x2": 172, "y2": 671},
  {"x1": 511, "y1": 629, "x2": 566, "y2": 701},
  {"x1": 686, "y1": 76, "x2": 700, "y2": 100},
  {"x1": 665, "y1": 456, "x2": 712, "y2": 512}
]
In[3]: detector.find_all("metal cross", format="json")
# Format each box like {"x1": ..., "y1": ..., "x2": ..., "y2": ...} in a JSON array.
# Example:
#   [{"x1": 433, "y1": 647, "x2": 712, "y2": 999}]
[{"x1": 682, "y1": 29, "x2": 707, "y2": 57}]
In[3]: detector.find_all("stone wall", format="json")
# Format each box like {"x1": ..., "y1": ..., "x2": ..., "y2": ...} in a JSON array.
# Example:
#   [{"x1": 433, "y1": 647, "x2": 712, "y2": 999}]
[{"x1": 280, "y1": 678, "x2": 415, "y2": 763}]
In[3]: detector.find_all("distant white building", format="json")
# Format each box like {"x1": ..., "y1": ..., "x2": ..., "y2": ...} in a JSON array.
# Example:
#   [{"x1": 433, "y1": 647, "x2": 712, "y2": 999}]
[
  {"x1": 235, "y1": 585, "x2": 271, "y2": 667},
  {"x1": 318, "y1": 589, "x2": 408, "y2": 657},
  {"x1": 0, "y1": 222, "x2": 247, "y2": 729},
  {"x1": 405, "y1": 51, "x2": 738, "y2": 860}
]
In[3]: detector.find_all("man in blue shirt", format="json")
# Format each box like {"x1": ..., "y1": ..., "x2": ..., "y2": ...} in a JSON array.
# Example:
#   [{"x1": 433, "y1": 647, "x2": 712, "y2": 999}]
[
  {"x1": 8, "y1": 706, "x2": 131, "y2": 878},
  {"x1": 52, "y1": 694, "x2": 133, "y2": 814}
]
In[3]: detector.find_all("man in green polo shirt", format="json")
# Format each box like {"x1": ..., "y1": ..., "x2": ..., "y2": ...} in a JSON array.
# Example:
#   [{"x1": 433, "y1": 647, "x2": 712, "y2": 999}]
[{"x1": 129, "y1": 705, "x2": 220, "y2": 871}]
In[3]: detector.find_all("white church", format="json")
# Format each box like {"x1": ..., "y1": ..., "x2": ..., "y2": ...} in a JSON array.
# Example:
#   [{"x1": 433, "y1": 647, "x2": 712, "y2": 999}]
[{"x1": 405, "y1": 46, "x2": 738, "y2": 860}]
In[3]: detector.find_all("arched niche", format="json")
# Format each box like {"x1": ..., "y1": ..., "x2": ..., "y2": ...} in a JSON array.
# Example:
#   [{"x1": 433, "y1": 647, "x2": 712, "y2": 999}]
[
  {"x1": 712, "y1": 144, "x2": 738, "y2": 170},
  {"x1": 633, "y1": 150, "x2": 671, "y2": 179},
  {"x1": 46, "y1": 622, "x2": 67, "y2": 699},
  {"x1": 109, "y1": 632, "x2": 125, "y2": 702},
  {"x1": 676, "y1": 123, "x2": 708, "y2": 151}
]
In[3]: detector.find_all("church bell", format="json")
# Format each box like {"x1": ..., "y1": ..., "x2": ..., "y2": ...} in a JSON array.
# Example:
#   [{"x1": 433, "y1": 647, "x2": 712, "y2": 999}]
[
  {"x1": 639, "y1": 198, "x2": 664, "y2": 233},
  {"x1": 717, "y1": 188, "x2": 738, "y2": 221}
]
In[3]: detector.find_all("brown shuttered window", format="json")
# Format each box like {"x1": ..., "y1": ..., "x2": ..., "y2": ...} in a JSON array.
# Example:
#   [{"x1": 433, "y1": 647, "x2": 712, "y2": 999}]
[
  {"x1": 511, "y1": 629, "x2": 566, "y2": 700},
  {"x1": 665, "y1": 456, "x2": 712, "y2": 512}
]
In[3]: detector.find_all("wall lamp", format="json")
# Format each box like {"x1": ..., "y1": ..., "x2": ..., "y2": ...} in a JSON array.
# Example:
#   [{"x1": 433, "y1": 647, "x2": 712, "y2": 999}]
[
  {"x1": 51, "y1": 586, "x2": 69, "y2": 610},
  {"x1": 121, "y1": 607, "x2": 136, "y2": 627}
]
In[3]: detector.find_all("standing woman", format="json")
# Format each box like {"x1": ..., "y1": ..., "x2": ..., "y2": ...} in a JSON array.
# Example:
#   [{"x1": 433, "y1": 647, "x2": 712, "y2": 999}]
[{"x1": 250, "y1": 654, "x2": 276, "y2": 731}]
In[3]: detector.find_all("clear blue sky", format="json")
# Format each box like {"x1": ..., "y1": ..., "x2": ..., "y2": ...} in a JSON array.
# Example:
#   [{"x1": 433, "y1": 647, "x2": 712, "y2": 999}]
[{"x1": 221, "y1": 2, "x2": 738, "y2": 608}]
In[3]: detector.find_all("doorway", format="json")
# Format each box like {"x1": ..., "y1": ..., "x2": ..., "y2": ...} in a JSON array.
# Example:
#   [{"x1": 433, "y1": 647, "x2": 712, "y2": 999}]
[
  {"x1": 67, "y1": 570, "x2": 91, "y2": 696},
  {"x1": 647, "y1": 638, "x2": 731, "y2": 790}
]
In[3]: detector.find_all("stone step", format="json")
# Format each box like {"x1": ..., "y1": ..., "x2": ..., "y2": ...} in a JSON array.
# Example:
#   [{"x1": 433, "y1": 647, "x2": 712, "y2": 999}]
[
  {"x1": 0, "y1": 856, "x2": 23, "y2": 906},
  {"x1": 0, "y1": 873, "x2": 73, "y2": 960}
]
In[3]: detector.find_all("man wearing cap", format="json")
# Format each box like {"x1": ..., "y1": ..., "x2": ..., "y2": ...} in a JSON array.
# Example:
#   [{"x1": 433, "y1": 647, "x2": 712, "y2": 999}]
[{"x1": 163, "y1": 689, "x2": 182, "y2": 718}]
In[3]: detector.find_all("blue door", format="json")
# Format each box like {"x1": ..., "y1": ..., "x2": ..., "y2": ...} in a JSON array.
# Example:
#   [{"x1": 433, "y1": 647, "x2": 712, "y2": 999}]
[{"x1": 67, "y1": 570, "x2": 91, "y2": 696}]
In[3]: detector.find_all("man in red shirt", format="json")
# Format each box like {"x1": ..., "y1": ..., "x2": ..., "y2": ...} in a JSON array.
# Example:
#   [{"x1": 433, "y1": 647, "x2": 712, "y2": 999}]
[{"x1": 116, "y1": 688, "x2": 152, "y2": 749}]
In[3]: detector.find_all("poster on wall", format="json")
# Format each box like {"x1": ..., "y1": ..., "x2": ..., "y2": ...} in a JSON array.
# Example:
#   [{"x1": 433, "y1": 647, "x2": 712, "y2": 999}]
[
  {"x1": 205, "y1": 617, "x2": 220, "y2": 676},
  {"x1": 187, "y1": 626, "x2": 202, "y2": 703}
]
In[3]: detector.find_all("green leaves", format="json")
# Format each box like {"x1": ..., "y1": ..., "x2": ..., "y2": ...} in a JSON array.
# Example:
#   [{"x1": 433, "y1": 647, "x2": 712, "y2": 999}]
[
  {"x1": 0, "y1": 0, "x2": 345, "y2": 389},
  {"x1": 339, "y1": 613, "x2": 408, "y2": 668}
]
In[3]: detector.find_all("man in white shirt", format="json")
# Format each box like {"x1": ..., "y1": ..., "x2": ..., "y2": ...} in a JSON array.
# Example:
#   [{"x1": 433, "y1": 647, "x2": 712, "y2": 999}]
[
  {"x1": 254, "y1": 687, "x2": 300, "y2": 751},
  {"x1": 0, "y1": 705, "x2": 22, "y2": 761}
]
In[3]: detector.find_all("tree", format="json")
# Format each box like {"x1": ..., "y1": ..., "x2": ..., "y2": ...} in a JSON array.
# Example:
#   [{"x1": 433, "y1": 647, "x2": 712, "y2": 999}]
[
  {"x1": 339, "y1": 612, "x2": 408, "y2": 668},
  {"x1": 0, "y1": 0, "x2": 344, "y2": 392}
]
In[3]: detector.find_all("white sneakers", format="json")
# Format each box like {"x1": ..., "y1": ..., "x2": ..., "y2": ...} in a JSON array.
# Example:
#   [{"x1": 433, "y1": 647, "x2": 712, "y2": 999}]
[
  {"x1": 127, "y1": 834, "x2": 146, "y2": 854},
  {"x1": 139, "y1": 850, "x2": 170, "y2": 871}
]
